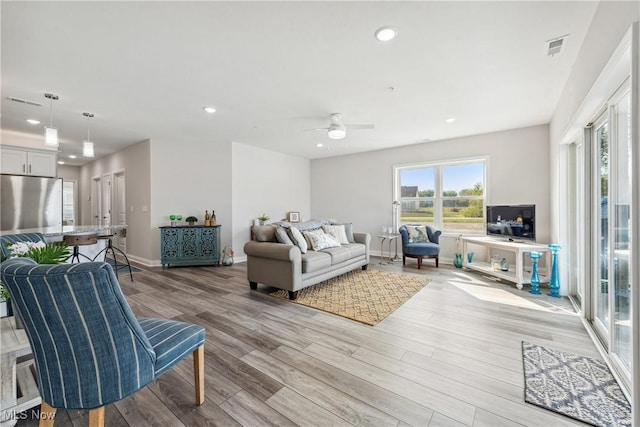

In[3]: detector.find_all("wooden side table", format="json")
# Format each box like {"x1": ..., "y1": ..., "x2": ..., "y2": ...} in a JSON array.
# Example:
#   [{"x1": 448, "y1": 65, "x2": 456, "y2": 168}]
[{"x1": 0, "y1": 316, "x2": 40, "y2": 426}]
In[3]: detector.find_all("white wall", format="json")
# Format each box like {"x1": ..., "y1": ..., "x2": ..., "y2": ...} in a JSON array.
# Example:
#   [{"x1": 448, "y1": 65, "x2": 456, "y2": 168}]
[
  {"x1": 149, "y1": 138, "x2": 233, "y2": 264},
  {"x1": 231, "y1": 142, "x2": 311, "y2": 262},
  {"x1": 311, "y1": 124, "x2": 550, "y2": 260},
  {"x1": 80, "y1": 139, "x2": 151, "y2": 262}
]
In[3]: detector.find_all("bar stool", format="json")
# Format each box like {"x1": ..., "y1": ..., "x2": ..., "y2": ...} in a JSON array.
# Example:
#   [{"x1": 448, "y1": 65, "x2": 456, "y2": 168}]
[
  {"x1": 92, "y1": 228, "x2": 133, "y2": 281},
  {"x1": 63, "y1": 233, "x2": 98, "y2": 263}
]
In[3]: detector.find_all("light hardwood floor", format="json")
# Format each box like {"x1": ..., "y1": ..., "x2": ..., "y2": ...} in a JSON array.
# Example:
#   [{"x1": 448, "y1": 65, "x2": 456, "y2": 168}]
[{"x1": 16, "y1": 257, "x2": 597, "y2": 427}]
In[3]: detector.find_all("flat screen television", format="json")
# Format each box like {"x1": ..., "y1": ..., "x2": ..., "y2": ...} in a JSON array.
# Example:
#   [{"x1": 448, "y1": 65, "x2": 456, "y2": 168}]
[{"x1": 486, "y1": 204, "x2": 536, "y2": 241}]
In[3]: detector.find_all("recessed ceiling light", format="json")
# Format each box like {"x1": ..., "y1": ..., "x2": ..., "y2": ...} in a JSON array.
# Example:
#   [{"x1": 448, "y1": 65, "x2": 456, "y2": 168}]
[
  {"x1": 26, "y1": 118, "x2": 40, "y2": 125},
  {"x1": 316, "y1": 143, "x2": 324, "y2": 148},
  {"x1": 203, "y1": 106, "x2": 216, "y2": 114},
  {"x1": 375, "y1": 27, "x2": 397, "y2": 42},
  {"x1": 68, "y1": 154, "x2": 77, "y2": 159},
  {"x1": 445, "y1": 117, "x2": 456, "y2": 123},
  {"x1": 57, "y1": 160, "x2": 65, "y2": 165}
]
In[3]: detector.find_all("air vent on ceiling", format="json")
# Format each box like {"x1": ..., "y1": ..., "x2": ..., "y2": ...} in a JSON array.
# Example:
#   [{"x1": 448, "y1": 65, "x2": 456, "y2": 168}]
[{"x1": 546, "y1": 34, "x2": 569, "y2": 57}]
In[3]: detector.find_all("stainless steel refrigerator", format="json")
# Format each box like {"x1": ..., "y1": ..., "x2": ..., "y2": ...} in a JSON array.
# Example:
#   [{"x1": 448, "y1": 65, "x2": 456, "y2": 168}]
[{"x1": 1, "y1": 174, "x2": 63, "y2": 231}]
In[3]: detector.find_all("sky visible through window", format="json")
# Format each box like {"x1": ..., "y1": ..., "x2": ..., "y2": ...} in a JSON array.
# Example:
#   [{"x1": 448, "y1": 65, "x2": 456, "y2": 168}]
[{"x1": 401, "y1": 163, "x2": 483, "y2": 193}]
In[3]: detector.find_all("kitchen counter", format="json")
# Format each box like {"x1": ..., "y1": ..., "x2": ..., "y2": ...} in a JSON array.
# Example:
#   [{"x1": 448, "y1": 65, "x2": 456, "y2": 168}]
[{"x1": 1, "y1": 225, "x2": 126, "y2": 238}]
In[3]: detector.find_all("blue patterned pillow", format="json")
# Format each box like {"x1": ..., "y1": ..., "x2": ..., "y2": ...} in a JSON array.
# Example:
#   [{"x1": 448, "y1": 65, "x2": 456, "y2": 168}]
[{"x1": 407, "y1": 225, "x2": 431, "y2": 243}]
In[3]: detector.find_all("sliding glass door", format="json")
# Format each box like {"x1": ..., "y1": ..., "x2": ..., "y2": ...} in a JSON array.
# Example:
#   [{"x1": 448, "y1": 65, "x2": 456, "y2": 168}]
[
  {"x1": 610, "y1": 85, "x2": 631, "y2": 377},
  {"x1": 591, "y1": 81, "x2": 632, "y2": 385},
  {"x1": 593, "y1": 114, "x2": 609, "y2": 337}
]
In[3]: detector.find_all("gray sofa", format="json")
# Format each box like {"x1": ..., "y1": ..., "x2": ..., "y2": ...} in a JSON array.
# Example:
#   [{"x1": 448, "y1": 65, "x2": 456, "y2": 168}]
[{"x1": 243, "y1": 223, "x2": 370, "y2": 300}]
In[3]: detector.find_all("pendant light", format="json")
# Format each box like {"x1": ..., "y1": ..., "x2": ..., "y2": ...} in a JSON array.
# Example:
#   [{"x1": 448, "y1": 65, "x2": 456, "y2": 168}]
[
  {"x1": 82, "y1": 112, "x2": 95, "y2": 158},
  {"x1": 44, "y1": 93, "x2": 59, "y2": 147}
]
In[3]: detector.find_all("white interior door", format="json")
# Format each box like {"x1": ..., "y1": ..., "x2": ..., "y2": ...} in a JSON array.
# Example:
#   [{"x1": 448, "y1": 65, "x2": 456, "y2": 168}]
[
  {"x1": 113, "y1": 172, "x2": 126, "y2": 252},
  {"x1": 102, "y1": 173, "x2": 112, "y2": 226},
  {"x1": 92, "y1": 176, "x2": 101, "y2": 225}
]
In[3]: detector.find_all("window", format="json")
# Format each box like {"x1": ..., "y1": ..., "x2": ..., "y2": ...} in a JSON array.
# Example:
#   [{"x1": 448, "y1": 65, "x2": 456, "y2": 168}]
[
  {"x1": 62, "y1": 180, "x2": 76, "y2": 225},
  {"x1": 395, "y1": 159, "x2": 486, "y2": 232}
]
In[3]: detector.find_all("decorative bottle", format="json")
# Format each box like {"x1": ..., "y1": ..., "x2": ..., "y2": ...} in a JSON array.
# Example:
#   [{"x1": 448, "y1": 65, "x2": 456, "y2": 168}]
[{"x1": 211, "y1": 210, "x2": 216, "y2": 225}]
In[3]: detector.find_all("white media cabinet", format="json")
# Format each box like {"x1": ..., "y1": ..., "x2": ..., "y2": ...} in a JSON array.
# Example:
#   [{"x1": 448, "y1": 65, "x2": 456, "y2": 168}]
[{"x1": 462, "y1": 236, "x2": 551, "y2": 289}]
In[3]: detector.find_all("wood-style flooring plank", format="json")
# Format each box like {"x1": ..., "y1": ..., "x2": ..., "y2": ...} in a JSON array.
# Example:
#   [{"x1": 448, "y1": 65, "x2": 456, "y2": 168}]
[
  {"x1": 241, "y1": 349, "x2": 400, "y2": 427},
  {"x1": 219, "y1": 390, "x2": 297, "y2": 427},
  {"x1": 266, "y1": 386, "x2": 355, "y2": 427},
  {"x1": 270, "y1": 344, "x2": 435, "y2": 426},
  {"x1": 302, "y1": 342, "x2": 476, "y2": 425}
]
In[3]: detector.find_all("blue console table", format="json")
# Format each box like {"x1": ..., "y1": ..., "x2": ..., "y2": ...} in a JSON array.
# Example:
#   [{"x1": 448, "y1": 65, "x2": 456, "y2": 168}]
[{"x1": 160, "y1": 225, "x2": 221, "y2": 269}]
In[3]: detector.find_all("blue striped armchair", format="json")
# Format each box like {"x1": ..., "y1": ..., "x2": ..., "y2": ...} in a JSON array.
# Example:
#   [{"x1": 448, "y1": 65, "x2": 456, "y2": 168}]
[{"x1": 0, "y1": 258, "x2": 205, "y2": 426}]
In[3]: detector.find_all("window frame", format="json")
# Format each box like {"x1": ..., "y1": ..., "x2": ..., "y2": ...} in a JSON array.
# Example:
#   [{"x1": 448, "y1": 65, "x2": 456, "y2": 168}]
[{"x1": 393, "y1": 156, "x2": 488, "y2": 234}]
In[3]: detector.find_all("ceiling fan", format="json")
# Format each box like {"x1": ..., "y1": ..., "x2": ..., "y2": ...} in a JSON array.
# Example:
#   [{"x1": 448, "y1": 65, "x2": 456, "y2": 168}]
[{"x1": 313, "y1": 113, "x2": 375, "y2": 139}]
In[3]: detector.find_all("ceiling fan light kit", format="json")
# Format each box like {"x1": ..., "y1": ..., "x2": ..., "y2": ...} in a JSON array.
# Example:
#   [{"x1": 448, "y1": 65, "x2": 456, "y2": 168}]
[{"x1": 328, "y1": 124, "x2": 346, "y2": 140}]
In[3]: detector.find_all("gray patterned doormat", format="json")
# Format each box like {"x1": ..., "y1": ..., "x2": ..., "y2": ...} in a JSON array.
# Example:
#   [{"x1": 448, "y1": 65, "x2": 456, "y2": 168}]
[{"x1": 522, "y1": 341, "x2": 631, "y2": 427}]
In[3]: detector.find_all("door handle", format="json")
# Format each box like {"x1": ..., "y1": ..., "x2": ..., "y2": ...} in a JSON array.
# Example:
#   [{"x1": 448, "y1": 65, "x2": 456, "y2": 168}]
[
  {"x1": 23, "y1": 164, "x2": 26, "y2": 173},
  {"x1": 29, "y1": 164, "x2": 32, "y2": 173}
]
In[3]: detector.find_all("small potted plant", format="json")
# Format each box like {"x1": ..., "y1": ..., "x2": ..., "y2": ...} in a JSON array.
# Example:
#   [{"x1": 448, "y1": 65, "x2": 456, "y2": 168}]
[
  {"x1": 258, "y1": 214, "x2": 269, "y2": 226},
  {"x1": 185, "y1": 216, "x2": 198, "y2": 226}
]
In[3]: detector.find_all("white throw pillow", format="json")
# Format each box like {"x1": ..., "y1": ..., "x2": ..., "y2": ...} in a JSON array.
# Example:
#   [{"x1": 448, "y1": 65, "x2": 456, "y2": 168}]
[
  {"x1": 308, "y1": 232, "x2": 341, "y2": 251},
  {"x1": 288, "y1": 227, "x2": 308, "y2": 253},
  {"x1": 302, "y1": 229, "x2": 324, "y2": 248},
  {"x1": 322, "y1": 224, "x2": 349, "y2": 245},
  {"x1": 407, "y1": 225, "x2": 431, "y2": 243}
]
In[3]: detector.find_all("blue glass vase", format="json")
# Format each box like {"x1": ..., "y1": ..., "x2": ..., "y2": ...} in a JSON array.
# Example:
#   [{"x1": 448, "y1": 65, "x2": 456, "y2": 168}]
[
  {"x1": 453, "y1": 253, "x2": 463, "y2": 268},
  {"x1": 529, "y1": 251, "x2": 542, "y2": 295},
  {"x1": 548, "y1": 244, "x2": 561, "y2": 298}
]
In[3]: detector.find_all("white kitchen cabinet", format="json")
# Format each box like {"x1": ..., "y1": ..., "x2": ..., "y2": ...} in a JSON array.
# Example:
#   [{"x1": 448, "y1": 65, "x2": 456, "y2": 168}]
[{"x1": 1, "y1": 148, "x2": 57, "y2": 177}]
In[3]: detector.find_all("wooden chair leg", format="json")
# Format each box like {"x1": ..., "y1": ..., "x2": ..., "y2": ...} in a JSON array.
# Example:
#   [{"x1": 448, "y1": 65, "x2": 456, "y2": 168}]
[
  {"x1": 417, "y1": 257, "x2": 422, "y2": 269},
  {"x1": 194, "y1": 345, "x2": 205, "y2": 405},
  {"x1": 39, "y1": 402, "x2": 57, "y2": 427},
  {"x1": 88, "y1": 407, "x2": 105, "y2": 427}
]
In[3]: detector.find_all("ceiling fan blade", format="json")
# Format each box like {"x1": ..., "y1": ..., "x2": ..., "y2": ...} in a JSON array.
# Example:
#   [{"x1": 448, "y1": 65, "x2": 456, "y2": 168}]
[
  {"x1": 346, "y1": 124, "x2": 375, "y2": 130},
  {"x1": 304, "y1": 127, "x2": 330, "y2": 131}
]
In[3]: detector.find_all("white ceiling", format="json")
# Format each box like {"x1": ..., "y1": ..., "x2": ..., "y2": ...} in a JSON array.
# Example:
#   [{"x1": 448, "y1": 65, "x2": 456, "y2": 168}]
[{"x1": 1, "y1": 1, "x2": 599, "y2": 166}]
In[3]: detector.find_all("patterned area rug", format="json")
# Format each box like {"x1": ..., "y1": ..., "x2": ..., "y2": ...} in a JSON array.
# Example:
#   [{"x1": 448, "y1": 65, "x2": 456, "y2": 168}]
[
  {"x1": 522, "y1": 341, "x2": 631, "y2": 427},
  {"x1": 269, "y1": 269, "x2": 429, "y2": 325}
]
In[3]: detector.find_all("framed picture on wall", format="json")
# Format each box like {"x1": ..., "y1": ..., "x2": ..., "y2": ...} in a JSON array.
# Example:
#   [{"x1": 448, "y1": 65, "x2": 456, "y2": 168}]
[{"x1": 288, "y1": 212, "x2": 300, "y2": 222}]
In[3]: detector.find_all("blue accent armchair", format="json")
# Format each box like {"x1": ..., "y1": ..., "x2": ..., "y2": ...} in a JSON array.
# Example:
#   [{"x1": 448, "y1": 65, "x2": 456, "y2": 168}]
[
  {"x1": 0, "y1": 258, "x2": 205, "y2": 426},
  {"x1": 399, "y1": 224, "x2": 441, "y2": 269}
]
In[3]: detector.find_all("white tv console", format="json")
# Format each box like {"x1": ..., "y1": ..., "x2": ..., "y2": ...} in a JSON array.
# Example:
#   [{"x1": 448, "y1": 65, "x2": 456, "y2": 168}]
[{"x1": 461, "y1": 236, "x2": 551, "y2": 290}]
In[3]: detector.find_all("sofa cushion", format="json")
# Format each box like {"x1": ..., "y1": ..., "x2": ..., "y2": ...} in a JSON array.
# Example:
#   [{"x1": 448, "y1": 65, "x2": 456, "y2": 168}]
[
  {"x1": 322, "y1": 224, "x2": 349, "y2": 245},
  {"x1": 320, "y1": 245, "x2": 356, "y2": 265},
  {"x1": 307, "y1": 232, "x2": 340, "y2": 251},
  {"x1": 254, "y1": 225, "x2": 277, "y2": 242},
  {"x1": 301, "y1": 251, "x2": 332, "y2": 273},
  {"x1": 274, "y1": 226, "x2": 293, "y2": 245},
  {"x1": 343, "y1": 242, "x2": 366, "y2": 258},
  {"x1": 288, "y1": 227, "x2": 308, "y2": 254}
]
